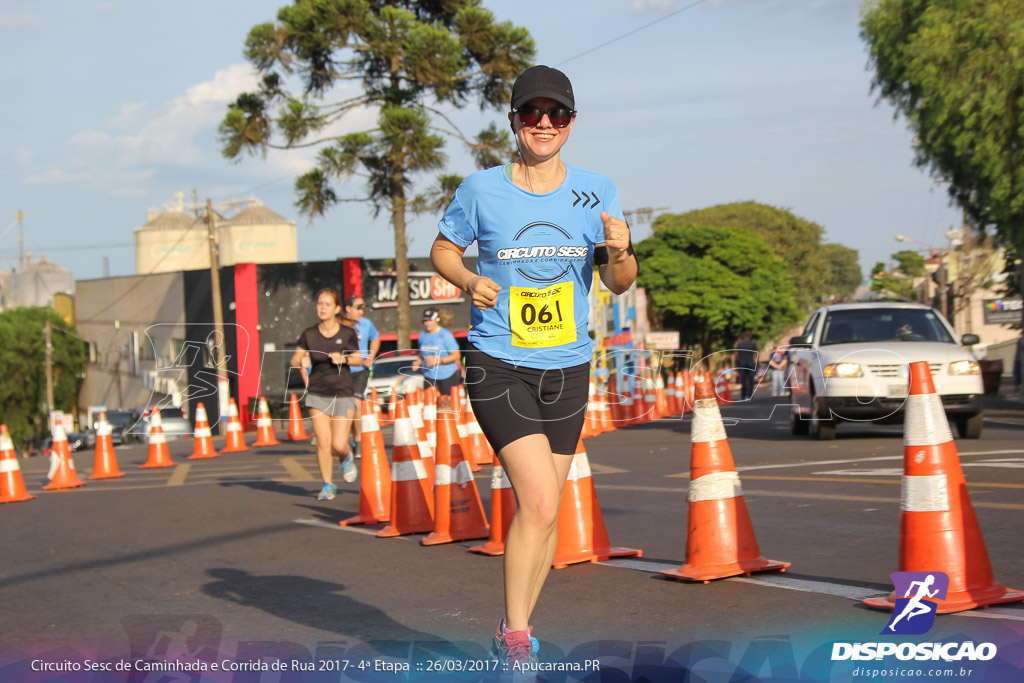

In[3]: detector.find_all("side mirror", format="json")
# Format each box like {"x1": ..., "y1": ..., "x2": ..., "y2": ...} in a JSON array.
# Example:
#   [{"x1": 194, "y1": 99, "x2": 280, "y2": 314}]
[
  {"x1": 789, "y1": 335, "x2": 808, "y2": 346},
  {"x1": 961, "y1": 333, "x2": 980, "y2": 346}
]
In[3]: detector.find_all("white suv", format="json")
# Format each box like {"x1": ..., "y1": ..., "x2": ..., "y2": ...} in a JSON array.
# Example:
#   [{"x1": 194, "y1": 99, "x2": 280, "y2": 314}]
[{"x1": 788, "y1": 302, "x2": 983, "y2": 440}]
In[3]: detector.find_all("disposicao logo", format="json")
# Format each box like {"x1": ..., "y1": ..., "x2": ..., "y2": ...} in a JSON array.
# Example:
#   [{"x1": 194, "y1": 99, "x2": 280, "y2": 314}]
[
  {"x1": 831, "y1": 571, "x2": 998, "y2": 663},
  {"x1": 883, "y1": 571, "x2": 948, "y2": 635}
]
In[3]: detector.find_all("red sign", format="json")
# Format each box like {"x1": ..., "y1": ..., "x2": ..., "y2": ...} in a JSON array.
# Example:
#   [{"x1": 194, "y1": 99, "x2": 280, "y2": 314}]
[{"x1": 431, "y1": 275, "x2": 459, "y2": 300}]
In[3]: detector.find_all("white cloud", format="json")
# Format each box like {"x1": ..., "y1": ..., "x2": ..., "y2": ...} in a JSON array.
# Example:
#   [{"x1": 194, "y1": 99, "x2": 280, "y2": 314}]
[
  {"x1": 0, "y1": 11, "x2": 42, "y2": 29},
  {"x1": 15, "y1": 149, "x2": 33, "y2": 164}
]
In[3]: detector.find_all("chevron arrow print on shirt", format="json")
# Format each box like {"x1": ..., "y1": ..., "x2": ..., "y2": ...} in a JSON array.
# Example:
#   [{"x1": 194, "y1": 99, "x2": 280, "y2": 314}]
[{"x1": 571, "y1": 189, "x2": 601, "y2": 209}]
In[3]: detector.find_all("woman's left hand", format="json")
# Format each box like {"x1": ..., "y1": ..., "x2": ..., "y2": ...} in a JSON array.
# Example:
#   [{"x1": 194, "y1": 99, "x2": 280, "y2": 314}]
[{"x1": 602, "y1": 211, "x2": 630, "y2": 254}]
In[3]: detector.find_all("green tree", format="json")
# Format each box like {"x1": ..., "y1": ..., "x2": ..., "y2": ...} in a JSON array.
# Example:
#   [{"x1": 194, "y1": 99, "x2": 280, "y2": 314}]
[
  {"x1": 651, "y1": 201, "x2": 834, "y2": 310},
  {"x1": 870, "y1": 249, "x2": 927, "y2": 302},
  {"x1": 0, "y1": 308, "x2": 87, "y2": 450},
  {"x1": 220, "y1": 0, "x2": 533, "y2": 346},
  {"x1": 635, "y1": 225, "x2": 801, "y2": 360},
  {"x1": 861, "y1": 0, "x2": 1024, "y2": 288},
  {"x1": 820, "y1": 243, "x2": 863, "y2": 300}
]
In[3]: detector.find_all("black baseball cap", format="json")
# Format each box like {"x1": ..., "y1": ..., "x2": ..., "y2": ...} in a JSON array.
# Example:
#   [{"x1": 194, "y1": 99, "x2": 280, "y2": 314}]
[
  {"x1": 511, "y1": 65, "x2": 575, "y2": 111},
  {"x1": 422, "y1": 307, "x2": 440, "y2": 321}
]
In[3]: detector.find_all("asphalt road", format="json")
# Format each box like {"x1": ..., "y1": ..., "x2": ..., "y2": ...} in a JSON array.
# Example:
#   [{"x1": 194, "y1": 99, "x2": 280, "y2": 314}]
[{"x1": 2, "y1": 394, "x2": 1023, "y2": 682}]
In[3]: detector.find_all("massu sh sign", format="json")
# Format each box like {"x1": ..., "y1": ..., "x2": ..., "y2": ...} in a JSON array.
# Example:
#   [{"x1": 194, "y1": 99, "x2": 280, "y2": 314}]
[{"x1": 370, "y1": 271, "x2": 465, "y2": 309}]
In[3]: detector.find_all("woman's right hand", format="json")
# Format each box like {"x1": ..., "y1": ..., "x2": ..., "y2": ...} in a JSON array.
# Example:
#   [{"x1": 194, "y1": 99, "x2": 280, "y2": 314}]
[{"x1": 466, "y1": 275, "x2": 501, "y2": 310}]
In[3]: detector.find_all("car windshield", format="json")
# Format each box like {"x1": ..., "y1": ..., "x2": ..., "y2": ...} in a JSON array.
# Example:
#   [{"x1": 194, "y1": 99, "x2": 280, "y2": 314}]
[
  {"x1": 820, "y1": 309, "x2": 955, "y2": 345},
  {"x1": 105, "y1": 411, "x2": 137, "y2": 426},
  {"x1": 370, "y1": 358, "x2": 418, "y2": 378}
]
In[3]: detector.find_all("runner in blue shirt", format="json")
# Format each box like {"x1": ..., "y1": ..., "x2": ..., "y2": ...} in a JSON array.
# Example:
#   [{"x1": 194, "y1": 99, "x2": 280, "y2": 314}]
[
  {"x1": 411, "y1": 307, "x2": 462, "y2": 397},
  {"x1": 343, "y1": 295, "x2": 380, "y2": 456},
  {"x1": 429, "y1": 65, "x2": 638, "y2": 667}
]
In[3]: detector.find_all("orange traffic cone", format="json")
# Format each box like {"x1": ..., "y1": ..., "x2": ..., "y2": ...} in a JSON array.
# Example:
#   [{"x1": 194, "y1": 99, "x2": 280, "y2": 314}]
[
  {"x1": 339, "y1": 398, "x2": 392, "y2": 527},
  {"x1": 188, "y1": 402, "x2": 220, "y2": 460},
  {"x1": 422, "y1": 408, "x2": 490, "y2": 545},
  {"x1": 581, "y1": 381, "x2": 601, "y2": 439},
  {"x1": 89, "y1": 412, "x2": 124, "y2": 479},
  {"x1": 469, "y1": 464, "x2": 517, "y2": 556},
  {"x1": 596, "y1": 390, "x2": 616, "y2": 433},
  {"x1": 642, "y1": 375, "x2": 657, "y2": 422},
  {"x1": 407, "y1": 390, "x2": 434, "y2": 487},
  {"x1": 863, "y1": 361, "x2": 1024, "y2": 614},
  {"x1": 450, "y1": 385, "x2": 464, "y2": 415},
  {"x1": 287, "y1": 393, "x2": 309, "y2": 441},
  {"x1": 139, "y1": 408, "x2": 177, "y2": 469},
  {"x1": 370, "y1": 387, "x2": 386, "y2": 426},
  {"x1": 660, "y1": 373, "x2": 789, "y2": 582},
  {"x1": 1, "y1": 424, "x2": 35, "y2": 503},
  {"x1": 377, "y1": 399, "x2": 434, "y2": 538},
  {"x1": 461, "y1": 399, "x2": 491, "y2": 468},
  {"x1": 665, "y1": 373, "x2": 678, "y2": 416},
  {"x1": 654, "y1": 374, "x2": 668, "y2": 420},
  {"x1": 43, "y1": 424, "x2": 86, "y2": 490},
  {"x1": 552, "y1": 438, "x2": 643, "y2": 568},
  {"x1": 423, "y1": 386, "x2": 438, "y2": 449},
  {"x1": 252, "y1": 396, "x2": 280, "y2": 447},
  {"x1": 221, "y1": 398, "x2": 250, "y2": 453},
  {"x1": 714, "y1": 371, "x2": 732, "y2": 405}
]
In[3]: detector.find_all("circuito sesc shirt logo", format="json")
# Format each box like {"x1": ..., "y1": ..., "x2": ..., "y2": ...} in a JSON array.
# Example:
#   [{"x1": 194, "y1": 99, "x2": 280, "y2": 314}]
[{"x1": 883, "y1": 571, "x2": 950, "y2": 635}]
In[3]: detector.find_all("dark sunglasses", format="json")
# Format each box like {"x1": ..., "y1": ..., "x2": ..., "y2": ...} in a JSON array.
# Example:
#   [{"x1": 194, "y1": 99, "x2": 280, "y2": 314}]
[
  {"x1": 515, "y1": 106, "x2": 575, "y2": 128},
  {"x1": 350, "y1": 303, "x2": 365, "y2": 309}
]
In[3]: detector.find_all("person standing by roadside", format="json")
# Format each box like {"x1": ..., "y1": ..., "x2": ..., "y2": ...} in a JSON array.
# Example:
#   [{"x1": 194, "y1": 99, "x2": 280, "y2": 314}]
[
  {"x1": 429, "y1": 65, "x2": 638, "y2": 666},
  {"x1": 767, "y1": 343, "x2": 788, "y2": 397},
  {"x1": 734, "y1": 330, "x2": 759, "y2": 401},
  {"x1": 344, "y1": 295, "x2": 380, "y2": 457},
  {"x1": 290, "y1": 289, "x2": 361, "y2": 500},
  {"x1": 411, "y1": 307, "x2": 463, "y2": 397}
]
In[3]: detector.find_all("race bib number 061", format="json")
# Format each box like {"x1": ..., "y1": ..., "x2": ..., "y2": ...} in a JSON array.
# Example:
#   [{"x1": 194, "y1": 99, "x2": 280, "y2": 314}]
[{"x1": 509, "y1": 282, "x2": 576, "y2": 348}]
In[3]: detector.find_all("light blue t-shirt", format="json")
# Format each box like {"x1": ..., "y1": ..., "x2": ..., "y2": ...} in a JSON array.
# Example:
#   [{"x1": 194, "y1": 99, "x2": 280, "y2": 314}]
[
  {"x1": 439, "y1": 164, "x2": 622, "y2": 370},
  {"x1": 417, "y1": 327, "x2": 460, "y2": 380},
  {"x1": 350, "y1": 317, "x2": 379, "y2": 375}
]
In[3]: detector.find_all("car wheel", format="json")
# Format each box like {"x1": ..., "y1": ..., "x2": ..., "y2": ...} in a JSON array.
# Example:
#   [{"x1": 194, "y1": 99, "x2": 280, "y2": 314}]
[
  {"x1": 956, "y1": 413, "x2": 983, "y2": 439},
  {"x1": 810, "y1": 386, "x2": 837, "y2": 441},
  {"x1": 790, "y1": 389, "x2": 809, "y2": 436}
]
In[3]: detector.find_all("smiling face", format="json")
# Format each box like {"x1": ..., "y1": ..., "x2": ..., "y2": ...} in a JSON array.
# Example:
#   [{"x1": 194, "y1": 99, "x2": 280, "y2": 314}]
[{"x1": 509, "y1": 97, "x2": 575, "y2": 165}]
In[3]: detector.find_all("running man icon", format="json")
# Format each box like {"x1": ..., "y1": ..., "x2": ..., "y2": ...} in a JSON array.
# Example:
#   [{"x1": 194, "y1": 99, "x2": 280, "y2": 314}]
[{"x1": 883, "y1": 571, "x2": 949, "y2": 635}]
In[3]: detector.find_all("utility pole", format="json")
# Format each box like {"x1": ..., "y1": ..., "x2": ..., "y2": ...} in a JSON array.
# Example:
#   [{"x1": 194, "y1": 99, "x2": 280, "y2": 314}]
[
  {"x1": 44, "y1": 319, "x2": 54, "y2": 418},
  {"x1": 206, "y1": 199, "x2": 228, "y2": 430},
  {"x1": 16, "y1": 210, "x2": 24, "y2": 271}
]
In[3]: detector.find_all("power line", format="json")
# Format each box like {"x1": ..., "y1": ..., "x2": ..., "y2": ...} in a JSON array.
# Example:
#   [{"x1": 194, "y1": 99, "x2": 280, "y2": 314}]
[{"x1": 556, "y1": 0, "x2": 709, "y2": 66}]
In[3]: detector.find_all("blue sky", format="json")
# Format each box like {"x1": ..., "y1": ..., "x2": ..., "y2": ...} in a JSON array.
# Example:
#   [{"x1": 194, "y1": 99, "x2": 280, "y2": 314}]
[{"x1": 1, "y1": 0, "x2": 963, "y2": 285}]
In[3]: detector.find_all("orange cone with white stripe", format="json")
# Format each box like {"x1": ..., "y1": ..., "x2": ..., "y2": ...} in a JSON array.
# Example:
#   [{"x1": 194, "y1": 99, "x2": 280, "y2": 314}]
[
  {"x1": 1, "y1": 424, "x2": 35, "y2": 503},
  {"x1": 139, "y1": 408, "x2": 177, "y2": 469},
  {"x1": 714, "y1": 371, "x2": 731, "y2": 405},
  {"x1": 221, "y1": 398, "x2": 249, "y2": 453},
  {"x1": 863, "y1": 361, "x2": 1024, "y2": 614},
  {"x1": 188, "y1": 402, "x2": 220, "y2": 460},
  {"x1": 287, "y1": 393, "x2": 309, "y2": 441},
  {"x1": 469, "y1": 464, "x2": 517, "y2": 556},
  {"x1": 252, "y1": 396, "x2": 280, "y2": 447},
  {"x1": 339, "y1": 398, "x2": 392, "y2": 527},
  {"x1": 407, "y1": 389, "x2": 434, "y2": 487},
  {"x1": 89, "y1": 412, "x2": 124, "y2": 479},
  {"x1": 423, "y1": 386, "x2": 438, "y2": 450},
  {"x1": 553, "y1": 438, "x2": 643, "y2": 569},
  {"x1": 661, "y1": 373, "x2": 789, "y2": 582},
  {"x1": 370, "y1": 387, "x2": 386, "y2": 426},
  {"x1": 461, "y1": 399, "x2": 491, "y2": 469},
  {"x1": 377, "y1": 399, "x2": 434, "y2": 538},
  {"x1": 43, "y1": 424, "x2": 86, "y2": 490},
  {"x1": 582, "y1": 380, "x2": 601, "y2": 439},
  {"x1": 654, "y1": 373, "x2": 668, "y2": 420},
  {"x1": 597, "y1": 391, "x2": 616, "y2": 433},
  {"x1": 422, "y1": 408, "x2": 489, "y2": 545}
]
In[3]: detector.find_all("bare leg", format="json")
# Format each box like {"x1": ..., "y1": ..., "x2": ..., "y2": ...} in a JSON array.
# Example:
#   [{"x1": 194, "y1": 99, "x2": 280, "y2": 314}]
[
  {"x1": 330, "y1": 408, "x2": 354, "y2": 464},
  {"x1": 498, "y1": 433, "x2": 573, "y2": 632},
  {"x1": 310, "y1": 409, "x2": 335, "y2": 484}
]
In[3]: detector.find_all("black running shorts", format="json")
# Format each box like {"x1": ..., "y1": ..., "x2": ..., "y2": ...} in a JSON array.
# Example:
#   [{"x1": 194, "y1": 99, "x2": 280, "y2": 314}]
[{"x1": 464, "y1": 347, "x2": 590, "y2": 455}]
